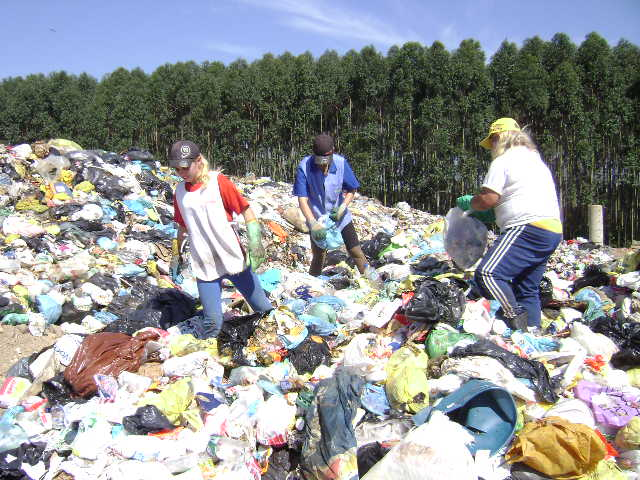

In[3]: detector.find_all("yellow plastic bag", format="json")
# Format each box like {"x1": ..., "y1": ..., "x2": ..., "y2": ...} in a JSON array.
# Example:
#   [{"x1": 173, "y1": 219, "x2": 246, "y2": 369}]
[
  {"x1": 73, "y1": 181, "x2": 96, "y2": 193},
  {"x1": 628, "y1": 368, "x2": 640, "y2": 388},
  {"x1": 506, "y1": 416, "x2": 606, "y2": 479},
  {"x1": 385, "y1": 344, "x2": 429, "y2": 413},
  {"x1": 169, "y1": 334, "x2": 218, "y2": 358},
  {"x1": 615, "y1": 416, "x2": 640, "y2": 450},
  {"x1": 137, "y1": 378, "x2": 201, "y2": 429}
]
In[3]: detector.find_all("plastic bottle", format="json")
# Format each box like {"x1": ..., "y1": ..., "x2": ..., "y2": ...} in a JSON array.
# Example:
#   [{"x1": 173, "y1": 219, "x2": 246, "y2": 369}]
[
  {"x1": 207, "y1": 436, "x2": 251, "y2": 462},
  {"x1": 50, "y1": 404, "x2": 66, "y2": 430},
  {"x1": 364, "y1": 264, "x2": 383, "y2": 288},
  {"x1": 0, "y1": 406, "x2": 29, "y2": 453}
]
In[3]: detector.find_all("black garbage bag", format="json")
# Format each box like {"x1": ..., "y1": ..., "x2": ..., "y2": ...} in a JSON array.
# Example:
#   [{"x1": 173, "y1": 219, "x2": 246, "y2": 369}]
[
  {"x1": 451, "y1": 338, "x2": 558, "y2": 403},
  {"x1": 357, "y1": 442, "x2": 392, "y2": 477},
  {"x1": 82, "y1": 166, "x2": 129, "y2": 200},
  {"x1": 263, "y1": 447, "x2": 294, "y2": 480},
  {"x1": 21, "y1": 236, "x2": 48, "y2": 253},
  {"x1": 411, "y1": 256, "x2": 451, "y2": 277},
  {"x1": 539, "y1": 276, "x2": 553, "y2": 307},
  {"x1": 87, "y1": 272, "x2": 120, "y2": 293},
  {"x1": 51, "y1": 203, "x2": 83, "y2": 219},
  {"x1": 124, "y1": 148, "x2": 154, "y2": 162},
  {"x1": 288, "y1": 335, "x2": 331, "y2": 374},
  {"x1": 590, "y1": 316, "x2": 640, "y2": 369},
  {"x1": 361, "y1": 232, "x2": 392, "y2": 262},
  {"x1": 217, "y1": 312, "x2": 262, "y2": 365},
  {"x1": 60, "y1": 301, "x2": 89, "y2": 324},
  {"x1": 0, "y1": 442, "x2": 52, "y2": 480},
  {"x1": 41, "y1": 373, "x2": 78, "y2": 405},
  {"x1": 122, "y1": 405, "x2": 175, "y2": 434},
  {"x1": 327, "y1": 275, "x2": 352, "y2": 290},
  {"x1": 103, "y1": 288, "x2": 197, "y2": 335},
  {"x1": 571, "y1": 265, "x2": 610, "y2": 293},
  {"x1": 405, "y1": 277, "x2": 466, "y2": 326}
]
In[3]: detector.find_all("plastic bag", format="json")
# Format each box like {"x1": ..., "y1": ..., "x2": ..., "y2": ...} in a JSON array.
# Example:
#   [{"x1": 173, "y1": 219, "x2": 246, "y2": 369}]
[
  {"x1": 361, "y1": 411, "x2": 476, "y2": 480},
  {"x1": 426, "y1": 329, "x2": 476, "y2": 359},
  {"x1": 385, "y1": 344, "x2": 430, "y2": 413},
  {"x1": 405, "y1": 278, "x2": 466, "y2": 326},
  {"x1": 288, "y1": 335, "x2": 331, "y2": 374},
  {"x1": 311, "y1": 214, "x2": 344, "y2": 251},
  {"x1": 123, "y1": 405, "x2": 176, "y2": 435},
  {"x1": 255, "y1": 395, "x2": 296, "y2": 446},
  {"x1": 444, "y1": 207, "x2": 487, "y2": 269},
  {"x1": 64, "y1": 331, "x2": 159, "y2": 397}
]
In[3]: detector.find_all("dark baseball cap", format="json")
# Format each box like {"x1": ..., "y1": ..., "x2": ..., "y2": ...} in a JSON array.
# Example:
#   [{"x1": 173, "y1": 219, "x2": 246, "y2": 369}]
[
  {"x1": 312, "y1": 134, "x2": 334, "y2": 156},
  {"x1": 169, "y1": 140, "x2": 201, "y2": 168}
]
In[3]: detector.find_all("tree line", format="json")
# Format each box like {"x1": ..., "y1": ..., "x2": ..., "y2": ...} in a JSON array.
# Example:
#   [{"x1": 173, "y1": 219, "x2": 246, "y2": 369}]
[{"x1": 0, "y1": 32, "x2": 638, "y2": 246}]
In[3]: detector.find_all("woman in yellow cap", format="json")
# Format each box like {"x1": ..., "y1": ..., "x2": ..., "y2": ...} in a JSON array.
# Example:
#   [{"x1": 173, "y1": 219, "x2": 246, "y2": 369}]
[{"x1": 456, "y1": 118, "x2": 562, "y2": 331}]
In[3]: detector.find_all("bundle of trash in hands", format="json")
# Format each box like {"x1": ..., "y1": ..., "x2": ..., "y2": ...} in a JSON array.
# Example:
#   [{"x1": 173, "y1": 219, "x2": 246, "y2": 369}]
[{"x1": 0, "y1": 138, "x2": 639, "y2": 480}]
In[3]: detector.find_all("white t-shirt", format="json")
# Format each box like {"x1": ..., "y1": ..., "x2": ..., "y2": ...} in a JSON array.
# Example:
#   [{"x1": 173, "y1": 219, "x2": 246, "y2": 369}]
[{"x1": 482, "y1": 146, "x2": 560, "y2": 230}]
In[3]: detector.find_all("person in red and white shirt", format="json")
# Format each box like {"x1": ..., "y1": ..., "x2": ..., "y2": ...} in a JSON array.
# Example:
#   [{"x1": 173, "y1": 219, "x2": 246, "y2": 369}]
[{"x1": 170, "y1": 140, "x2": 272, "y2": 338}]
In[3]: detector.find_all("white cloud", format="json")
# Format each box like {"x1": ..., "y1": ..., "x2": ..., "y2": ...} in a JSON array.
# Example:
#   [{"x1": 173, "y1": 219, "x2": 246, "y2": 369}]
[
  {"x1": 207, "y1": 41, "x2": 262, "y2": 59},
  {"x1": 239, "y1": 0, "x2": 420, "y2": 47}
]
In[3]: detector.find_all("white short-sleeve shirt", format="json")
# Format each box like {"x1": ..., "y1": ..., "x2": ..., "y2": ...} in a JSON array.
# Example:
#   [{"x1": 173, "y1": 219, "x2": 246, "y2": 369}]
[{"x1": 482, "y1": 146, "x2": 560, "y2": 230}]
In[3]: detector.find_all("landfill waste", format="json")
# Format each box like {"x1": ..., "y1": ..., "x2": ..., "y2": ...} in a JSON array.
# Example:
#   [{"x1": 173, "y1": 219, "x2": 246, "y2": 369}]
[{"x1": 0, "y1": 139, "x2": 638, "y2": 479}]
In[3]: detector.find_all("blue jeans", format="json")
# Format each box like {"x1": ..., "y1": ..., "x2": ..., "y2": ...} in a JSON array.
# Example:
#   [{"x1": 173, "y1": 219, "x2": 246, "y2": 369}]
[
  {"x1": 475, "y1": 224, "x2": 562, "y2": 327},
  {"x1": 196, "y1": 268, "x2": 273, "y2": 338}
]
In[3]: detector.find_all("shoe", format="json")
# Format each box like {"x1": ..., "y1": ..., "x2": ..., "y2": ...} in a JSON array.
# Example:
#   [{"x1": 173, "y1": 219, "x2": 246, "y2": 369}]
[{"x1": 507, "y1": 311, "x2": 528, "y2": 331}]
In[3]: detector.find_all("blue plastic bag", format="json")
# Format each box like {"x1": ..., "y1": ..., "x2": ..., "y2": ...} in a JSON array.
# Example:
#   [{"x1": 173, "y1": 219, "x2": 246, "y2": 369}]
[
  {"x1": 311, "y1": 214, "x2": 344, "y2": 251},
  {"x1": 36, "y1": 294, "x2": 62, "y2": 324}
]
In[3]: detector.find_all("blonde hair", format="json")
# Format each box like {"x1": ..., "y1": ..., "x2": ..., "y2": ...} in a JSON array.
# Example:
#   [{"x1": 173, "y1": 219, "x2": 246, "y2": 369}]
[
  {"x1": 491, "y1": 128, "x2": 538, "y2": 159},
  {"x1": 192, "y1": 154, "x2": 224, "y2": 185}
]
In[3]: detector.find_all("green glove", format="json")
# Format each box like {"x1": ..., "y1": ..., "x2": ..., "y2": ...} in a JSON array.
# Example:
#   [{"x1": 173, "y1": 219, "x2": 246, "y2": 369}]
[
  {"x1": 329, "y1": 204, "x2": 347, "y2": 222},
  {"x1": 246, "y1": 220, "x2": 266, "y2": 270},
  {"x1": 456, "y1": 194, "x2": 473, "y2": 211},
  {"x1": 456, "y1": 194, "x2": 495, "y2": 225},
  {"x1": 310, "y1": 221, "x2": 327, "y2": 242}
]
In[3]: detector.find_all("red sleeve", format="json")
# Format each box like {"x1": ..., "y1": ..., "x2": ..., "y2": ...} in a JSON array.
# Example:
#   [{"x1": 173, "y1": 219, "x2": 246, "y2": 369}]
[
  {"x1": 173, "y1": 192, "x2": 186, "y2": 228},
  {"x1": 218, "y1": 174, "x2": 249, "y2": 221}
]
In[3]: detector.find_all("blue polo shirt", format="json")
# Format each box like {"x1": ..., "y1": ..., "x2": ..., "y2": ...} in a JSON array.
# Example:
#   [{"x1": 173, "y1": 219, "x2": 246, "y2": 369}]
[
  {"x1": 293, "y1": 154, "x2": 360, "y2": 232},
  {"x1": 292, "y1": 155, "x2": 360, "y2": 197}
]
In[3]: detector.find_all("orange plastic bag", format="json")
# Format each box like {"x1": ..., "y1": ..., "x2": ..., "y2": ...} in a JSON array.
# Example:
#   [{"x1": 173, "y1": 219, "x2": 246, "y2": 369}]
[{"x1": 267, "y1": 221, "x2": 288, "y2": 242}]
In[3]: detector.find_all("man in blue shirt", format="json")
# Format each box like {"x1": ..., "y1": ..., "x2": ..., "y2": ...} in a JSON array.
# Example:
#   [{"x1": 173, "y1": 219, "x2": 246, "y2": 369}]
[{"x1": 293, "y1": 133, "x2": 368, "y2": 276}]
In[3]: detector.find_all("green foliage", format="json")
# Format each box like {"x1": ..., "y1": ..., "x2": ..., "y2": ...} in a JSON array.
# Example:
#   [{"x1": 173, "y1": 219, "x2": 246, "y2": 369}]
[{"x1": 0, "y1": 34, "x2": 638, "y2": 245}]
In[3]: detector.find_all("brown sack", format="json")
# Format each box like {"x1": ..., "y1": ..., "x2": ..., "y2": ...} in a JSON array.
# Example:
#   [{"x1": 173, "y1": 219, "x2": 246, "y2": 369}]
[
  {"x1": 505, "y1": 416, "x2": 606, "y2": 479},
  {"x1": 64, "y1": 331, "x2": 159, "y2": 398},
  {"x1": 281, "y1": 206, "x2": 309, "y2": 233}
]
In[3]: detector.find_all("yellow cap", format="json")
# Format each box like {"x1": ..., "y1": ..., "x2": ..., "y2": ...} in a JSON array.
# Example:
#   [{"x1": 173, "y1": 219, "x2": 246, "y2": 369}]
[{"x1": 479, "y1": 117, "x2": 520, "y2": 149}]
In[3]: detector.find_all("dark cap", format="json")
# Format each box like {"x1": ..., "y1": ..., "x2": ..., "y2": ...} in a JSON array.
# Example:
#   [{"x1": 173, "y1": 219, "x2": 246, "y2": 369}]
[
  {"x1": 312, "y1": 134, "x2": 334, "y2": 156},
  {"x1": 169, "y1": 140, "x2": 201, "y2": 168}
]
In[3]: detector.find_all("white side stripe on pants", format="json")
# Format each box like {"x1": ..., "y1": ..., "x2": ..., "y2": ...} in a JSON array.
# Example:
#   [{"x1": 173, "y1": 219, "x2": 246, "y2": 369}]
[{"x1": 477, "y1": 225, "x2": 526, "y2": 317}]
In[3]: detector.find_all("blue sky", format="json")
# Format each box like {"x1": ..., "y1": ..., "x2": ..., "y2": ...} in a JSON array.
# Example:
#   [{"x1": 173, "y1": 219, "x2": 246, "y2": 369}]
[{"x1": 3, "y1": 0, "x2": 639, "y2": 81}]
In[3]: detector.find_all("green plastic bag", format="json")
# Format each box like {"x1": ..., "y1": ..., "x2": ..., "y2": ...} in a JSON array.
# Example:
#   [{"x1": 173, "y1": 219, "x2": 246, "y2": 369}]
[
  {"x1": 426, "y1": 329, "x2": 476, "y2": 359},
  {"x1": 385, "y1": 344, "x2": 429, "y2": 413}
]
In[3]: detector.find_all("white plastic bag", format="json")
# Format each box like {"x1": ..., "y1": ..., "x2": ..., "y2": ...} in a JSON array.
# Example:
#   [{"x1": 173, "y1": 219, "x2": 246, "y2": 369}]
[
  {"x1": 362, "y1": 411, "x2": 477, "y2": 480},
  {"x1": 444, "y1": 207, "x2": 487, "y2": 270},
  {"x1": 255, "y1": 395, "x2": 296, "y2": 446}
]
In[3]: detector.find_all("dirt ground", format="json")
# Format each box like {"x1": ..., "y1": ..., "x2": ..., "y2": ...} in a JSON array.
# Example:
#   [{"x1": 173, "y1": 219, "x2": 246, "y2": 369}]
[{"x1": 0, "y1": 324, "x2": 64, "y2": 387}]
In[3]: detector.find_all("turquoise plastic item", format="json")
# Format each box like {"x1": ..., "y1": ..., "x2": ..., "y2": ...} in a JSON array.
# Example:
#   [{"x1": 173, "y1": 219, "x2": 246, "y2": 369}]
[
  {"x1": 413, "y1": 379, "x2": 517, "y2": 456},
  {"x1": 36, "y1": 294, "x2": 62, "y2": 324},
  {"x1": 311, "y1": 214, "x2": 344, "y2": 251}
]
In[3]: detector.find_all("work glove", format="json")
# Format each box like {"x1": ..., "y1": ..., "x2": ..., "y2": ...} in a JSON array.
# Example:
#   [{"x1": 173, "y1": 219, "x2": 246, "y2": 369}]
[
  {"x1": 329, "y1": 204, "x2": 347, "y2": 223},
  {"x1": 246, "y1": 219, "x2": 266, "y2": 270},
  {"x1": 310, "y1": 221, "x2": 327, "y2": 243},
  {"x1": 455, "y1": 194, "x2": 496, "y2": 225}
]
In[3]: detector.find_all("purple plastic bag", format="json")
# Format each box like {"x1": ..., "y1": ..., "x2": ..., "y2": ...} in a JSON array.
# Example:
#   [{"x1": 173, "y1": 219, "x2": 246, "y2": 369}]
[{"x1": 573, "y1": 380, "x2": 640, "y2": 428}]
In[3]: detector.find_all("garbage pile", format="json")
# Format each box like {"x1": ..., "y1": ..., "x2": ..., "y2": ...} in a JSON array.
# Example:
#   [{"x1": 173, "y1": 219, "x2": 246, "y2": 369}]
[{"x1": 0, "y1": 139, "x2": 640, "y2": 479}]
